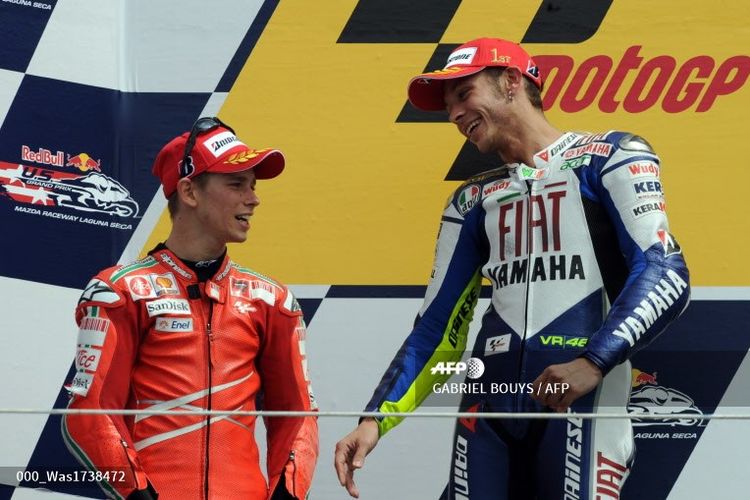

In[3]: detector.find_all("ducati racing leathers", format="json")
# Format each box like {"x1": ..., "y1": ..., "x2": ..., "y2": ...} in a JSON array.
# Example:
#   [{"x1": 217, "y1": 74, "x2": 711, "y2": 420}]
[
  {"x1": 365, "y1": 131, "x2": 689, "y2": 499},
  {"x1": 63, "y1": 247, "x2": 318, "y2": 499}
]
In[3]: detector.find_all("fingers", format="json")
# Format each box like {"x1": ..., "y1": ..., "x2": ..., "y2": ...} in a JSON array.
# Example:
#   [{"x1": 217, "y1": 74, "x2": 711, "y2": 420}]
[
  {"x1": 532, "y1": 366, "x2": 572, "y2": 409},
  {"x1": 334, "y1": 440, "x2": 353, "y2": 486},
  {"x1": 345, "y1": 468, "x2": 360, "y2": 498},
  {"x1": 334, "y1": 437, "x2": 362, "y2": 498}
]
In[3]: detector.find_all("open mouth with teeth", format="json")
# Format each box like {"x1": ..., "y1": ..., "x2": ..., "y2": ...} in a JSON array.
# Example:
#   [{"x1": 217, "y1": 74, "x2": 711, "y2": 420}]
[
  {"x1": 235, "y1": 215, "x2": 250, "y2": 223},
  {"x1": 465, "y1": 119, "x2": 481, "y2": 138}
]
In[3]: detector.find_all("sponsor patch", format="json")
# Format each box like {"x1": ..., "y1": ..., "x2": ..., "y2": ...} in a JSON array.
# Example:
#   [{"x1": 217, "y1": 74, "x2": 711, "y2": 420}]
[
  {"x1": 234, "y1": 300, "x2": 256, "y2": 314},
  {"x1": 154, "y1": 317, "x2": 193, "y2": 333},
  {"x1": 230, "y1": 277, "x2": 250, "y2": 298},
  {"x1": 206, "y1": 281, "x2": 221, "y2": 301},
  {"x1": 75, "y1": 347, "x2": 102, "y2": 372},
  {"x1": 203, "y1": 131, "x2": 244, "y2": 158},
  {"x1": 69, "y1": 372, "x2": 94, "y2": 397},
  {"x1": 250, "y1": 280, "x2": 276, "y2": 306},
  {"x1": 627, "y1": 161, "x2": 660, "y2": 178},
  {"x1": 145, "y1": 298, "x2": 191, "y2": 317},
  {"x1": 445, "y1": 47, "x2": 477, "y2": 68},
  {"x1": 158, "y1": 253, "x2": 193, "y2": 280},
  {"x1": 633, "y1": 180, "x2": 663, "y2": 199},
  {"x1": 485, "y1": 334, "x2": 511, "y2": 355},
  {"x1": 562, "y1": 142, "x2": 612, "y2": 159},
  {"x1": 574, "y1": 132, "x2": 611, "y2": 146},
  {"x1": 125, "y1": 275, "x2": 157, "y2": 300},
  {"x1": 482, "y1": 180, "x2": 511, "y2": 198},
  {"x1": 518, "y1": 165, "x2": 548, "y2": 181},
  {"x1": 657, "y1": 229, "x2": 682, "y2": 256},
  {"x1": 153, "y1": 273, "x2": 179, "y2": 296},
  {"x1": 632, "y1": 200, "x2": 666, "y2": 218},
  {"x1": 457, "y1": 184, "x2": 481, "y2": 215},
  {"x1": 560, "y1": 155, "x2": 592, "y2": 171},
  {"x1": 548, "y1": 133, "x2": 578, "y2": 157}
]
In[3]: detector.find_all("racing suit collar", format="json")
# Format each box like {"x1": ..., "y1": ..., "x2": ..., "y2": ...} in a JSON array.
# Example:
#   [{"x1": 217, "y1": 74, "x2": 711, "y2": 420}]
[
  {"x1": 531, "y1": 131, "x2": 580, "y2": 169},
  {"x1": 149, "y1": 245, "x2": 232, "y2": 285}
]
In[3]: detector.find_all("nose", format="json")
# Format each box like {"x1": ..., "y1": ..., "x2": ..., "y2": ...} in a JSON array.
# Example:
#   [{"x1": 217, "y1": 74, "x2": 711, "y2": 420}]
[
  {"x1": 448, "y1": 103, "x2": 464, "y2": 125},
  {"x1": 246, "y1": 187, "x2": 260, "y2": 207}
]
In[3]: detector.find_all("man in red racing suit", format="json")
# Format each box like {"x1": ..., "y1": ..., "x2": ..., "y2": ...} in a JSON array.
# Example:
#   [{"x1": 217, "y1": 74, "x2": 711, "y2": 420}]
[{"x1": 63, "y1": 117, "x2": 318, "y2": 499}]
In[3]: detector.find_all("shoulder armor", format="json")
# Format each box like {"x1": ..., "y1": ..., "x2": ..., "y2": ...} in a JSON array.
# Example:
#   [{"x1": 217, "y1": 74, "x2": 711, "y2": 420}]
[
  {"x1": 463, "y1": 165, "x2": 511, "y2": 186},
  {"x1": 281, "y1": 289, "x2": 304, "y2": 316},
  {"x1": 450, "y1": 166, "x2": 511, "y2": 215},
  {"x1": 78, "y1": 277, "x2": 124, "y2": 308},
  {"x1": 618, "y1": 133, "x2": 655, "y2": 153}
]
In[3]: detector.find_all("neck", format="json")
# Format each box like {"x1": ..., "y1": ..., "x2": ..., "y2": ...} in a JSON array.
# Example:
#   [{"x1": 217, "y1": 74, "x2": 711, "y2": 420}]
[
  {"x1": 497, "y1": 109, "x2": 563, "y2": 167},
  {"x1": 164, "y1": 218, "x2": 226, "y2": 262}
]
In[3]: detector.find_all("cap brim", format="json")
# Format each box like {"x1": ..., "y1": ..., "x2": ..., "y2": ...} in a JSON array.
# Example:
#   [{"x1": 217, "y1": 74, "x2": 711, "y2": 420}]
[
  {"x1": 407, "y1": 66, "x2": 486, "y2": 111},
  {"x1": 209, "y1": 149, "x2": 286, "y2": 179}
]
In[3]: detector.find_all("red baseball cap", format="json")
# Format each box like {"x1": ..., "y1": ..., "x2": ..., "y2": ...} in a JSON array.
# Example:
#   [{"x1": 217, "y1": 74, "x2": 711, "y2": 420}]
[
  {"x1": 153, "y1": 120, "x2": 285, "y2": 197},
  {"x1": 407, "y1": 38, "x2": 542, "y2": 111}
]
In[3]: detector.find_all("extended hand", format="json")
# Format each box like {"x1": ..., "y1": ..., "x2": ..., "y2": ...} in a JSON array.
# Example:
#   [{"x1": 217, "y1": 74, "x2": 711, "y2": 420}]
[
  {"x1": 531, "y1": 357, "x2": 603, "y2": 412},
  {"x1": 334, "y1": 418, "x2": 380, "y2": 498}
]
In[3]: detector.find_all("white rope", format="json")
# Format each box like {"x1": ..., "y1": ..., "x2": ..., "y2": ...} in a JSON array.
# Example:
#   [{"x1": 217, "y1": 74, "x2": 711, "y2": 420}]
[{"x1": 0, "y1": 409, "x2": 748, "y2": 420}]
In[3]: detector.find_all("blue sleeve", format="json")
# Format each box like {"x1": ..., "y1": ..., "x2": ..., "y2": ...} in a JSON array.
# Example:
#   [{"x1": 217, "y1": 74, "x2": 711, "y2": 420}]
[{"x1": 580, "y1": 133, "x2": 690, "y2": 374}]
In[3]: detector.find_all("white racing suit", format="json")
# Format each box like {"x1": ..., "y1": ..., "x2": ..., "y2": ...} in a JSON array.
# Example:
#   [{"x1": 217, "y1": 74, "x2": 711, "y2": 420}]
[{"x1": 365, "y1": 131, "x2": 690, "y2": 499}]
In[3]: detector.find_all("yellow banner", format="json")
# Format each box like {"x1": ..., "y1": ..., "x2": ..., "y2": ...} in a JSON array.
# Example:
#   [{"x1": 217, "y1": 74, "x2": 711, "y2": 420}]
[{"x1": 145, "y1": 0, "x2": 749, "y2": 285}]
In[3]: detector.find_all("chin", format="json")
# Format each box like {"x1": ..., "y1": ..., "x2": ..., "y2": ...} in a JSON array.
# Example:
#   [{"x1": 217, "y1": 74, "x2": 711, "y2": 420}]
[{"x1": 228, "y1": 232, "x2": 249, "y2": 244}]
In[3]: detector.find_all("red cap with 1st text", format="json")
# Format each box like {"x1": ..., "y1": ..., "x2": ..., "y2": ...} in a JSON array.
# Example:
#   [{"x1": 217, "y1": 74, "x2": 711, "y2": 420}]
[{"x1": 407, "y1": 37, "x2": 542, "y2": 111}]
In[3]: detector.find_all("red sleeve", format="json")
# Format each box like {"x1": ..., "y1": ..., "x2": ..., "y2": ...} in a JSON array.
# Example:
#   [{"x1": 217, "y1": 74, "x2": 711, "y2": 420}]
[
  {"x1": 257, "y1": 289, "x2": 318, "y2": 500},
  {"x1": 62, "y1": 277, "x2": 152, "y2": 499}
]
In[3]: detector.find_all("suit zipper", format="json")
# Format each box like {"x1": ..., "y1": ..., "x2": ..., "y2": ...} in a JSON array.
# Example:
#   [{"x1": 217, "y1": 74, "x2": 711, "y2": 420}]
[
  {"x1": 204, "y1": 301, "x2": 214, "y2": 500},
  {"x1": 516, "y1": 179, "x2": 534, "y2": 412},
  {"x1": 119, "y1": 439, "x2": 138, "y2": 484},
  {"x1": 288, "y1": 449, "x2": 297, "y2": 498}
]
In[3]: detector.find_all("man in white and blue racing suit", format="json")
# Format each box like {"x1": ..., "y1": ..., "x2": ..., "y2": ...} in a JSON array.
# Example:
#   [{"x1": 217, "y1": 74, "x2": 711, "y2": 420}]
[{"x1": 334, "y1": 38, "x2": 689, "y2": 500}]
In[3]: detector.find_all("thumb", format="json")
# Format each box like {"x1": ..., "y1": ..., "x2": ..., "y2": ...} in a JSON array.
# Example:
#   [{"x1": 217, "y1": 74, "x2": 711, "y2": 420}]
[{"x1": 352, "y1": 447, "x2": 368, "y2": 469}]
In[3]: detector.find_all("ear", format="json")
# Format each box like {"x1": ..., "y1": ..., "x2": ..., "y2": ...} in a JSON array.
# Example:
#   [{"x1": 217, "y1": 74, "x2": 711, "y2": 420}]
[
  {"x1": 175, "y1": 177, "x2": 199, "y2": 209},
  {"x1": 504, "y1": 67, "x2": 524, "y2": 92}
]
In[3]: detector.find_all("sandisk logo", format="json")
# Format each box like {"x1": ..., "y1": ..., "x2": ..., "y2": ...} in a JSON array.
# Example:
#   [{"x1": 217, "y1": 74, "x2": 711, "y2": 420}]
[{"x1": 536, "y1": 46, "x2": 750, "y2": 113}]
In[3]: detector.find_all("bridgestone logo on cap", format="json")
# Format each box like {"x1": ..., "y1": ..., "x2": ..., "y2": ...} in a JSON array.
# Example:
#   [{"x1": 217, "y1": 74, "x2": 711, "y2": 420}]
[
  {"x1": 445, "y1": 47, "x2": 477, "y2": 68},
  {"x1": 203, "y1": 131, "x2": 247, "y2": 158}
]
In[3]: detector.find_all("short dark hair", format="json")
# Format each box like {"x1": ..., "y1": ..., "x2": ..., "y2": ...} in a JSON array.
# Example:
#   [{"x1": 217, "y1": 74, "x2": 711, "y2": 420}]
[
  {"x1": 166, "y1": 172, "x2": 211, "y2": 218},
  {"x1": 484, "y1": 67, "x2": 543, "y2": 110}
]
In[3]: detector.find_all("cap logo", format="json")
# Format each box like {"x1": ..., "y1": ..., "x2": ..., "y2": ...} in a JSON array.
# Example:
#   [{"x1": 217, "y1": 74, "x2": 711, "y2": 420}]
[
  {"x1": 224, "y1": 148, "x2": 271, "y2": 165},
  {"x1": 526, "y1": 60, "x2": 540, "y2": 78},
  {"x1": 179, "y1": 156, "x2": 195, "y2": 178},
  {"x1": 423, "y1": 67, "x2": 464, "y2": 78},
  {"x1": 489, "y1": 49, "x2": 511, "y2": 64},
  {"x1": 445, "y1": 47, "x2": 477, "y2": 68},
  {"x1": 203, "y1": 130, "x2": 243, "y2": 158}
]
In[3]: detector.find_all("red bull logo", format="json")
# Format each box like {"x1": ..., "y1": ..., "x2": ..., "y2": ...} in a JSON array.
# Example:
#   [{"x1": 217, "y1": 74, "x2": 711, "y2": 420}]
[
  {"x1": 631, "y1": 369, "x2": 658, "y2": 388},
  {"x1": 66, "y1": 152, "x2": 101, "y2": 172},
  {"x1": 536, "y1": 46, "x2": 750, "y2": 113},
  {"x1": 21, "y1": 146, "x2": 64, "y2": 167}
]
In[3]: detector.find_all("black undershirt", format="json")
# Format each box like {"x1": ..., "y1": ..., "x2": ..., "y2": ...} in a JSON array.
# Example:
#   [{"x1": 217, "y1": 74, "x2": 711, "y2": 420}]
[{"x1": 149, "y1": 243, "x2": 226, "y2": 282}]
